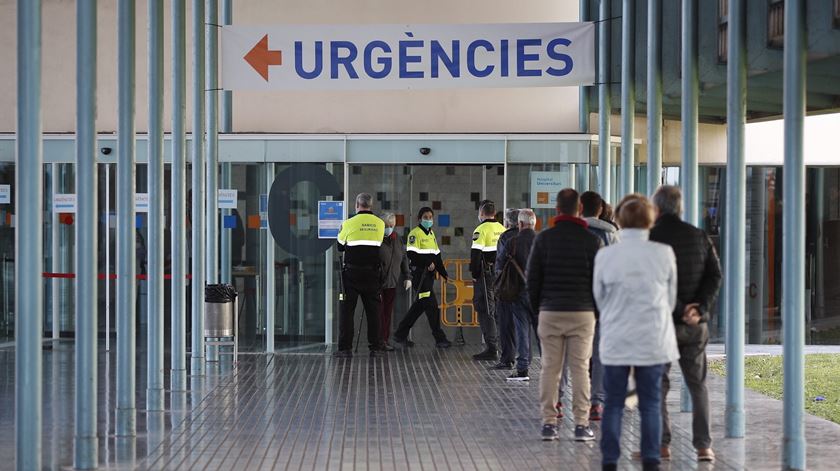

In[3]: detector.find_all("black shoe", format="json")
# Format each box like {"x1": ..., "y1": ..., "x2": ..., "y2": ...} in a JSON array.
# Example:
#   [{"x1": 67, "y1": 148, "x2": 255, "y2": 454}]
[
  {"x1": 507, "y1": 370, "x2": 530, "y2": 381},
  {"x1": 540, "y1": 424, "x2": 559, "y2": 441},
  {"x1": 383, "y1": 344, "x2": 396, "y2": 351},
  {"x1": 472, "y1": 349, "x2": 498, "y2": 361},
  {"x1": 393, "y1": 336, "x2": 415, "y2": 347},
  {"x1": 435, "y1": 339, "x2": 452, "y2": 349},
  {"x1": 602, "y1": 465, "x2": 618, "y2": 471},
  {"x1": 489, "y1": 362, "x2": 514, "y2": 370},
  {"x1": 369, "y1": 349, "x2": 386, "y2": 357},
  {"x1": 332, "y1": 350, "x2": 352, "y2": 358},
  {"x1": 574, "y1": 425, "x2": 596, "y2": 442}
]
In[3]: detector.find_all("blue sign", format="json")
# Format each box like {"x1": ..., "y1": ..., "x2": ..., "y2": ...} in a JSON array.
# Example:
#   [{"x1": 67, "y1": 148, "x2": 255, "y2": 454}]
[{"x1": 318, "y1": 201, "x2": 344, "y2": 239}]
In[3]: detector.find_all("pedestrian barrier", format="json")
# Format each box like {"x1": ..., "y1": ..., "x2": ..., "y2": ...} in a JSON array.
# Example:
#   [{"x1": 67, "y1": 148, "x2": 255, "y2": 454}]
[{"x1": 439, "y1": 259, "x2": 478, "y2": 330}]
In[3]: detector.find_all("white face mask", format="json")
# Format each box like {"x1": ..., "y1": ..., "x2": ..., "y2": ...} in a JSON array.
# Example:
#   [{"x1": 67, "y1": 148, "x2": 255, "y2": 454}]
[{"x1": 478, "y1": 214, "x2": 484, "y2": 223}]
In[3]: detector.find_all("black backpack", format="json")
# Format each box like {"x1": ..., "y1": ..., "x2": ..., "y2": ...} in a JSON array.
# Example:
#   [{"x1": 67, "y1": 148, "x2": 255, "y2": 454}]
[{"x1": 494, "y1": 235, "x2": 527, "y2": 302}]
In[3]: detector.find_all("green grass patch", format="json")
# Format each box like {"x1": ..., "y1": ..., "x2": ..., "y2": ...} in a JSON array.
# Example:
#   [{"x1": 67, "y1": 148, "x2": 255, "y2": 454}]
[{"x1": 709, "y1": 354, "x2": 840, "y2": 424}]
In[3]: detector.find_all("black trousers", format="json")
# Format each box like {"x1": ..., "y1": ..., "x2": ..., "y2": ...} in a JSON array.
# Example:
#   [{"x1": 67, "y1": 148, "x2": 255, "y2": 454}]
[
  {"x1": 473, "y1": 271, "x2": 498, "y2": 350},
  {"x1": 394, "y1": 291, "x2": 448, "y2": 343},
  {"x1": 661, "y1": 323, "x2": 712, "y2": 449},
  {"x1": 338, "y1": 267, "x2": 382, "y2": 352}
]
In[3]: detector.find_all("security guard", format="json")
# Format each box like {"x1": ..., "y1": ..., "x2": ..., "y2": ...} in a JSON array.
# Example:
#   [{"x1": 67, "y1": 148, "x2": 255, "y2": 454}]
[
  {"x1": 393, "y1": 207, "x2": 452, "y2": 348},
  {"x1": 470, "y1": 200, "x2": 506, "y2": 361},
  {"x1": 335, "y1": 193, "x2": 386, "y2": 358}
]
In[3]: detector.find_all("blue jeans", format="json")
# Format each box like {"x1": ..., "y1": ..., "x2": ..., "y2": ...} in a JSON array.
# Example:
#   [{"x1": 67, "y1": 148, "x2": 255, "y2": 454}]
[
  {"x1": 509, "y1": 295, "x2": 533, "y2": 371},
  {"x1": 496, "y1": 300, "x2": 517, "y2": 364},
  {"x1": 601, "y1": 364, "x2": 666, "y2": 467}
]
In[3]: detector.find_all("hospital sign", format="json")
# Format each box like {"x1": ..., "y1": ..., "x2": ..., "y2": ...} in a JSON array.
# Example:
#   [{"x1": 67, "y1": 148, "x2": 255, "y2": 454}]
[{"x1": 221, "y1": 23, "x2": 595, "y2": 90}]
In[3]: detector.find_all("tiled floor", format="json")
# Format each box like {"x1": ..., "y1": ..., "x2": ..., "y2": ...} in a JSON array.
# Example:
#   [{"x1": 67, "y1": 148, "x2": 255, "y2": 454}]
[{"x1": 2, "y1": 340, "x2": 840, "y2": 470}]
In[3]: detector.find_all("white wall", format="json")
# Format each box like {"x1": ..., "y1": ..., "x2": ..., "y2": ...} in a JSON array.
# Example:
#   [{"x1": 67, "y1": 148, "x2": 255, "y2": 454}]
[{"x1": 1, "y1": 0, "x2": 584, "y2": 134}]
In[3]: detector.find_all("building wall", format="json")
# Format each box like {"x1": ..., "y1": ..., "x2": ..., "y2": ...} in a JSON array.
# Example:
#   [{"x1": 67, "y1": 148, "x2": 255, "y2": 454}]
[{"x1": 0, "y1": 0, "x2": 584, "y2": 134}]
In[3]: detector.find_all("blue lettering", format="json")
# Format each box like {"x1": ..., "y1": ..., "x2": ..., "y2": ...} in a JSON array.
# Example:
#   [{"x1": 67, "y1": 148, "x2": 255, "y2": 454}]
[
  {"x1": 399, "y1": 37, "x2": 424, "y2": 78},
  {"x1": 330, "y1": 41, "x2": 359, "y2": 79},
  {"x1": 430, "y1": 40, "x2": 460, "y2": 78},
  {"x1": 467, "y1": 40, "x2": 494, "y2": 77},
  {"x1": 363, "y1": 41, "x2": 392, "y2": 79},
  {"x1": 294, "y1": 41, "x2": 323, "y2": 79},
  {"x1": 500, "y1": 39, "x2": 509, "y2": 77},
  {"x1": 546, "y1": 38, "x2": 573, "y2": 77},
  {"x1": 516, "y1": 38, "x2": 542, "y2": 77}
]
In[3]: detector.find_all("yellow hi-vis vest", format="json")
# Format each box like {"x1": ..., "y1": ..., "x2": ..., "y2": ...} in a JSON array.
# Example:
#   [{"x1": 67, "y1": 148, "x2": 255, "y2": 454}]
[
  {"x1": 406, "y1": 226, "x2": 440, "y2": 255},
  {"x1": 337, "y1": 212, "x2": 385, "y2": 248},
  {"x1": 471, "y1": 220, "x2": 506, "y2": 252}
]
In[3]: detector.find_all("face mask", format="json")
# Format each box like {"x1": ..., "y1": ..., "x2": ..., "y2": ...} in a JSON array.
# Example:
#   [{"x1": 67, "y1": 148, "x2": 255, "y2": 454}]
[
  {"x1": 478, "y1": 215, "x2": 484, "y2": 223},
  {"x1": 384, "y1": 227, "x2": 393, "y2": 237},
  {"x1": 420, "y1": 220, "x2": 433, "y2": 229}
]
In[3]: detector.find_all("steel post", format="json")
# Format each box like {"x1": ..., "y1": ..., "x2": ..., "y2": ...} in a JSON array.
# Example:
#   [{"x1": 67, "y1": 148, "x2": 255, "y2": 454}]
[
  {"x1": 598, "y1": 0, "x2": 611, "y2": 204},
  {"x1": 579, "y1": 0, "x2": 590, "y2": 133},
  {"x1": 724, "y1": 0, "x2": 746, "y2": 439},
  {"x1": 116, "y1": 0, "x2": 137, "y2": 438},
  {"x1": 647, "y1": 0, "x2": 662, "y2": 196},
  {"x1": 681, "y1": 0, "x2": 700, "y2": 226},
  {"x1": 265, "y1": 163, "x2": 275, "y2": 352},
  {"x1": 206, "y1": 0, "x2": 219, "y2": 285},
  {"x1": 15, "y1": 0, "x2": 44, "y2": 468},
  {"x1": 782, "y1": 0, "x2": 807, "y2": 467},
  {"x1": 620, "y1": 0, "x2": 635, "y2": 197},
  {"x1": 220, "y1": 0, "x2": 233, "y2": 285},
  {"x1": 74, "y1": 0, "x2": 98, "y2": 467},
  {"x1": 191, "y1": 0, "x2": 207, "y2": 374}
]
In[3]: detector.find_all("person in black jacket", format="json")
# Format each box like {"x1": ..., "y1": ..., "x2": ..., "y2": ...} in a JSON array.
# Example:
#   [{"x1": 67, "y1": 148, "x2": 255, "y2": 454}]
[
  {"x1": 527, "y1": 188, "x2": 603, "y2": 442},
  {"x1": 649, "y1": 185, "x2": 722, "y2": 463}
]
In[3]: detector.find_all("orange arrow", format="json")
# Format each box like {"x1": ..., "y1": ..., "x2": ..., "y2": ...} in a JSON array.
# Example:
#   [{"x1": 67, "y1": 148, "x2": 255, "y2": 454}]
[{"x1": 244, "y1": 34, "x2": 282, "y2": 81}]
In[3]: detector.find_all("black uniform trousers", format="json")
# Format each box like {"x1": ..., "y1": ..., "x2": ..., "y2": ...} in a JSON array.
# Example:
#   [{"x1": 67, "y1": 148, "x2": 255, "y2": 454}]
[
  {"x1": 394, "y1": 290, "x2": 448, "y2": 343},
  {"x1": 473, "y1": 269, "x2": 498, "y2": 350},
  {"x1": 338, "y1": 266, "x2": 382, "y2": 352}
]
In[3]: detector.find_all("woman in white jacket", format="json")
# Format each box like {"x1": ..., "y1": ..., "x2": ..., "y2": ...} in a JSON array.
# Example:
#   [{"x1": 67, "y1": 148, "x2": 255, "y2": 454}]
[{"x1": 593, "y1": 194, "x2": 679, "y2": 471}]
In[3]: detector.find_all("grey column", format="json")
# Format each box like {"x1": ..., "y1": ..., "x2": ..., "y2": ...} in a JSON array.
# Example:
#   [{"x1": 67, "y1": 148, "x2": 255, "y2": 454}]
[
  {"x1": 724, "y1": 0, "x2": 746, "y2": 439},
  {"x1": 116, "y1": 0, "x2": 137, "y2": 438},
  {"x1": 146, "y1": 0, "x2": 165, "y2": 412},
  {"x1": 191, "y1": 0, "x2": 207, "y2": 374},
  {"x1": 74, "y1": 0, "x2": 98, "y2": 467},
  {"x1": 620, "y1": 0, "x2": 635, "y2": 197},
  {"x1": 598, "y1": 0, "x2": 612, "y2": 204},
  {"x1": 206, "y1": 0, "x2": 220, "y2": 285},
  {"x1": 646, "y1": 0, "x2": 662, "y2": 196},
  {"x1": 681, "y1": 0, "x2": 700, "y2": 225},
  {"x1": 171, "y1": 0, "x2": 188, "y2": 392},
  {"x1": 16, "y1": 0, "x2": 43, "y2": 468},
  {"x1": 579, "y1": 0, "x2": 591, "y2": 133},
  {"x1": 265, "y1": 163, "x2": 275, "y2": 352},
  {"x1": 782, "y1": 0, "x2": 807, "y2": 467},
  {"x1": 220, "y1": 0, "x2": 233, "y2": 284}
]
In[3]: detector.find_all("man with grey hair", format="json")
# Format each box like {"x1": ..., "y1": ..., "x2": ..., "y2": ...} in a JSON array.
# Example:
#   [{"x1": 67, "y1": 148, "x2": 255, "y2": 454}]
[
  {"x1": 490, "y1": 208, "x2": 522, "y2": 369},
  {"x1": 335, "y1": 193, "x2": 386, "y2": 358},
  {"x1": 648, "y1": 185, "x2": 722, "y2": 462}
]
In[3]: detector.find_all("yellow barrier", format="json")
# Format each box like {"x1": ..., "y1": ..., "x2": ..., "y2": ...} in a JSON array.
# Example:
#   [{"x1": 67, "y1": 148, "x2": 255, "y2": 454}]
[{"x1": 439, "y1": 259, "x2": 479, "y2": 328}]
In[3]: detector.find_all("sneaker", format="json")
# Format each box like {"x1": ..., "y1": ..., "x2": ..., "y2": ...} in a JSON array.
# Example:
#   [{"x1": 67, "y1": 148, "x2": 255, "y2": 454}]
[
  {"x1": 589, "y1": 404, "x2": 603, "y2": 421},
  {"x1": 435, "y1": 340, "x2": 452, "y2": 349},
  {"x1": 555, "y1": 402, "x2": 564, "y2": 419},
  {"x1": 489, "y1": 361, "x2": 514, "y2": 370},
  {"x1": 369, "y1": 349, "x2": 386, "y2": 357},
  {"x1": 382, "y1": 343, "x2": 395, "y2": 351},
  {"x1": 574, "y1": 425, "x2": 595, "y2": 442},
  {"x1": 472, "y1": 349, "x2": 498, "y2": 361},
  {"x1": 507, "y1": 370, "x2": 530, "y2": 381},
  {"x1": 697, "y1": 448, "x2": 715, "y2": 462},
  {"x1": 332, "y1": 350, "x2": 352, "y2": 358},
  {"x1": 393, "y1": 336, "x2": 415, "y2": 347},
  {"x1": 540, "y1": 424, "x2": 559, "y2": 441}
]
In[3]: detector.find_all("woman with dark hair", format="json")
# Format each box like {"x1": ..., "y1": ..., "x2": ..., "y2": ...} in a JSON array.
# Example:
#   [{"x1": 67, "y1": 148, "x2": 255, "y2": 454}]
[{"x1": 392, "y1": 207, "x2": 452, "y2": 348}]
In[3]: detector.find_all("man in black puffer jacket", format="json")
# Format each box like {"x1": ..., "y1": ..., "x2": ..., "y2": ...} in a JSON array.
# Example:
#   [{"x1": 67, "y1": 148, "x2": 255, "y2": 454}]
[
  {"x1": 649, "y1": 185, "x2": 722, "y2": 463},
  {"x1": 527, "y1": 188, "x2": 603, "y2": 442}
]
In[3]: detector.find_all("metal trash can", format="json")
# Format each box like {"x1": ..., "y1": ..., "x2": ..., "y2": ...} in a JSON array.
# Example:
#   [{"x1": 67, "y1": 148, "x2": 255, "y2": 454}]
[{"x1": 204, "y1": 284, "x2": 237, "y2": 337}]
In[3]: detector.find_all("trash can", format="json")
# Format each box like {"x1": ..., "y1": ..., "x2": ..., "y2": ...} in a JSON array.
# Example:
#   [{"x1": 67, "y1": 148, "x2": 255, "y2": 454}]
[{"x1": 204, "y1": 284, "x2": 237, "y2": 337}]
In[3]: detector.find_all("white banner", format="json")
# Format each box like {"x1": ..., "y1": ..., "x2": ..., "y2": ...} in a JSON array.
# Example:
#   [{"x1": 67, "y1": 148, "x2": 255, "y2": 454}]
[{"x1": 222, "y1": 23, "x2": 595, "y2": 90}]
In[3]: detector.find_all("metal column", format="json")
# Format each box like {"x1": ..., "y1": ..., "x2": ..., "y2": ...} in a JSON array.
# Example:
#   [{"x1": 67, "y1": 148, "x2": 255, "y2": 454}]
[
  {"x1": 146, "y1": 0, "x2": 165, "y2": 412},
  {"x1": 116, "y1": 0, "x2": 137, "y2": 438},
  {"x1": 724, "y1": 0, "x2": 746, "y2": 439},
  {"x1": 620, "y1": 0, "x2": 635, "y2": 197},
  {"x1": 579, "y1": 0, "x2": 590, "y2": 133},
  {"x1": 265, "y1": 163, "x2": 275, "y2": 352},
  {"x1": 16, "y1": 0, "x2": 44, "y2": 468},
  {"x1": 782, "y1": 0, "x2": 807, "y2": 467},
  {"x1": 74, "y1": 0, "x2": 98, "y2": 467},
  {"x1": 647, "y1": 0, "x2": 663, "y2": 196},
  {"x1": 220, "y1": 0, "x2": 233, "y2": 284},
  {"x1": 681, "y1": 0, "x2": 700, "y2": 226},
  {"x1": 598, "y1": 0, "x2": 611, "y2": 204},
  {"x1": 206, "y1": 0, "x2": 219, "y2": 285},
  {"x1": 191, "y1": 0, "x2": 207, "y2": 375},
  {"x1": 171, "y1": 0, "x2": 188, "y2": 392}
]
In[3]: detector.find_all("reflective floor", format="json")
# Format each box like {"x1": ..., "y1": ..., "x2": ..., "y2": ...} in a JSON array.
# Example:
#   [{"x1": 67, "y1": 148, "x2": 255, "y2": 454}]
[{"x1": 2, "y1": 338, "x2": 840, "y2": 470}]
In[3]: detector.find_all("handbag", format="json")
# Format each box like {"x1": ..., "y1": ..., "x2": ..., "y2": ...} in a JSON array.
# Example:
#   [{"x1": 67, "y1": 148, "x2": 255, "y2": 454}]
[{"x1": 494, "y1": 234, "x2": 527, "y2": 302}]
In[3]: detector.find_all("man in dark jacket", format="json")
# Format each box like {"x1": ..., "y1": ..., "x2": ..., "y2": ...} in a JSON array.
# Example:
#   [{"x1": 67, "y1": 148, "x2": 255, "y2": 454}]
[
  {"x1": 649, "y1": 185, "x2": 722, "y2": 463},
  {"x1": 491, "y1": 208, "x2": 521, "y2": 371},
  {"x1": 527, "y1": 188, "x2": 602, "y2": 442}
]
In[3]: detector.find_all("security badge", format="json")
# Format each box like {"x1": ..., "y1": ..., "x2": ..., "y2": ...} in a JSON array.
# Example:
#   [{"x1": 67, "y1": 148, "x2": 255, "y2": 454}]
[
  {"x1": 408, "y1": 235, "x2": 416, "y2": 244},
  {"x1": 472, "y1": 232, "x2": 480, "y2": 241}
]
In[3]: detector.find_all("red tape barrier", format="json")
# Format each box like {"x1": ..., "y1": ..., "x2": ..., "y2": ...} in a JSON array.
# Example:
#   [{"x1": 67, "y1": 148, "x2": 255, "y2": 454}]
[{"x1": 43, "y1": 272, "x2": 193, "y2": 280}]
